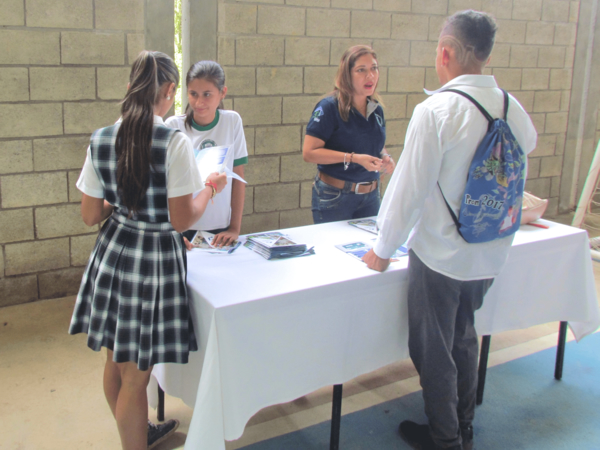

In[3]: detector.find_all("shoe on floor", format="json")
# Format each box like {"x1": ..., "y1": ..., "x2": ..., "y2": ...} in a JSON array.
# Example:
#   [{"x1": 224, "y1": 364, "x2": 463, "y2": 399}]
[
  {"x1": 148, "y1": 419, "x2": 180, "y2": 449},
  {"x1": 398, "y1": 420, "x2": 462, "y2": 450}
]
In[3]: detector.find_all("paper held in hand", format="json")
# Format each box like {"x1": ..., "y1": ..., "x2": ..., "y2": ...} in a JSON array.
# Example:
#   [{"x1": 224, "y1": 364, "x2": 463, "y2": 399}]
[{"x1": 195, "y1": 145, "x2": 247, "y2": 184}]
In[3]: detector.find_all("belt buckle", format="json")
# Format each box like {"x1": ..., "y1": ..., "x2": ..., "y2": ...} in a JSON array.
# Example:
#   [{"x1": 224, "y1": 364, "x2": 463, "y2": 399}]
[{"x1": 354, "y1": 181, "x2": 373, "y2": 195}]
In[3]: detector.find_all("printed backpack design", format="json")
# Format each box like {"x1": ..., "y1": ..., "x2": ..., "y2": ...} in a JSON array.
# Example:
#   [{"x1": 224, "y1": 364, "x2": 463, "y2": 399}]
[{"x1": 440, "y1": 89, "x2": 527, "y2": 243}]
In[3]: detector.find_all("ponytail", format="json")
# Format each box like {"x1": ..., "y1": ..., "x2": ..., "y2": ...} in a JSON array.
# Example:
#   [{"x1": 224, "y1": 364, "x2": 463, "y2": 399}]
[
  {"x1": 183, "y1": 60, "x2": 226, "y2": 131},
  {"x1": 116, "y1": 50, "x2": 179, "y2": 215}
]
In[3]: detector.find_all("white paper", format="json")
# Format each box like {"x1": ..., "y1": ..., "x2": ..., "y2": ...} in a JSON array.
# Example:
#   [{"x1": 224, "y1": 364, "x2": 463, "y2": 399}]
[
  {"x1": 195, "y1": 146, "x2": 229, "y2": 181},
  {"x1": 224, "y1": 167, "x2": 247, "y2": 184}
]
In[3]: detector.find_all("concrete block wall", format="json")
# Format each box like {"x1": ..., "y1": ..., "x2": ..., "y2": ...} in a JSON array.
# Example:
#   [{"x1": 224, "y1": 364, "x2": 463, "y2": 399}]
[
  {"x1": 0, "y1": 0, "x2": 146, "y2": 307},
  {"x1": 0, "y1": 0, "x2": 583, "y2": 306},
  {"x1": 217, "y1": 0, "x2": 579, "y2": 233}
]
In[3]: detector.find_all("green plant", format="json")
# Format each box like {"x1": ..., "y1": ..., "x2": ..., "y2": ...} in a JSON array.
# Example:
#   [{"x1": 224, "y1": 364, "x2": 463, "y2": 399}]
[{"x1": 174, "y1": 0, "x2": 183, "y2": 115}]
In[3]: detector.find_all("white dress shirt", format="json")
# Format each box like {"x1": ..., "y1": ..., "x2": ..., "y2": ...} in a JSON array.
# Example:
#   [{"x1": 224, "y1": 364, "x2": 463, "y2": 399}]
[{"x1": 374, "y1": 75, "x2": 537, "y2": 280}]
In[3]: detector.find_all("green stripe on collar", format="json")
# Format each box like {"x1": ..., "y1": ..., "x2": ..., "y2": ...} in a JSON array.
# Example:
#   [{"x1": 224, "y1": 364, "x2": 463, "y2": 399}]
[{"x1": 192, "y1": 109, "x2": 220, "y2": 131}]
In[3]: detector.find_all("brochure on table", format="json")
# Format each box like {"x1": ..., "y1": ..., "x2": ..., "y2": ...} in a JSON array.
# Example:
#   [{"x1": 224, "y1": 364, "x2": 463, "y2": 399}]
[
  {"x1": 191, "y1": 231, "x2": 241, "y2": 254},
  {"x1": 244, "y1": 231, "x2": 314, "y2": 260},
  {"x1": 336, "y1": 238, "x2": 408, "y2": 263},
  {"x1": 347, "y1": 218, "x2": 378, "y2": 234}
]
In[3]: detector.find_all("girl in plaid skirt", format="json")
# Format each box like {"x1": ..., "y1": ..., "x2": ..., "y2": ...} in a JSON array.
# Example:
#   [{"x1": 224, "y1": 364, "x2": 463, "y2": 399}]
[{"x1": 69, "y1": 51, "x2": 227, "y2": 450}]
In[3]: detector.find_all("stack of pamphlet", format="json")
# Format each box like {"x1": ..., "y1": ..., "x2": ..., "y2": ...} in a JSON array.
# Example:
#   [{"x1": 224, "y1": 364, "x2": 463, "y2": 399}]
[{"x1": 244, "y1": 231, "x2": 314, "y2": 260}]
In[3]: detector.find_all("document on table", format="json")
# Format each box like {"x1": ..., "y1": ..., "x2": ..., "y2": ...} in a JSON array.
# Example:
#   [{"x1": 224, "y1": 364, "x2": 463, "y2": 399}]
[
  {"x1": 347, "y1": 218, "x2": 378, "y2": 234},
  {"x1": 336, "y1": 238, "x2": 407, "y2": 262},
  {"x1": 190, "y1": 231, "x2": 241, "y2": 254}
]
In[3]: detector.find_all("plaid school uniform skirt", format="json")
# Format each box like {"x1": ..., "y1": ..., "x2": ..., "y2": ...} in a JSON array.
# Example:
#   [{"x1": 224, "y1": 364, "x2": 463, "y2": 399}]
[{"x1": 69, "y1": 213, "x2": 198, "y2": 371}]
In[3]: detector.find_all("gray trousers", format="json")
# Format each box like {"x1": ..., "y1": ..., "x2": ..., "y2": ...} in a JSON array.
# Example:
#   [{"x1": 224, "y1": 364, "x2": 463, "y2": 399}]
[{"x1": 407, "y1": 250, "x2": 493, "y2": 449}]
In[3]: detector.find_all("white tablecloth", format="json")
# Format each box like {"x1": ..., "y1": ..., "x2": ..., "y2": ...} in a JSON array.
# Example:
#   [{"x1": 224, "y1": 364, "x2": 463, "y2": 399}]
[{"x1": 148, "y1": 219, "x2": 600, "y2": 450}]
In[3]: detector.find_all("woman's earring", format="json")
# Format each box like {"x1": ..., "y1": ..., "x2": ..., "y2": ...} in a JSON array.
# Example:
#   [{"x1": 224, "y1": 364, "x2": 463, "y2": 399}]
[{"x1": 166, "y1": 96, "x2": 171, "y2": 100}]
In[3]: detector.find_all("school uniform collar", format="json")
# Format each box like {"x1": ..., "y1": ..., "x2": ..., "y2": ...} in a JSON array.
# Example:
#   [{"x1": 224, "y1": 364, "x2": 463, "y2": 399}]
[
  {"x1": 192, "y1": 109, "x2": 220, "y2": 131},
  {"x1": 424, "y1": 74, "x2": 498, "y2": 95}
]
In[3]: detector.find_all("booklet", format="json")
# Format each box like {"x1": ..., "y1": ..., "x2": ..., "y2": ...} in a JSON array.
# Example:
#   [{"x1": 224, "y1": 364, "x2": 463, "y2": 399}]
[
  {"x1": 190, "y1": 231, "x2": 241, "y2": 254},
  {"x1": 194, "y1": 145, "x2": 247, "y2": 184},
  {"x1": 348, "y1": 218, "x2": 378, "y2": 234},
  {"x1": 335, "y1": 238, "x2": 407, "y2": 263}
]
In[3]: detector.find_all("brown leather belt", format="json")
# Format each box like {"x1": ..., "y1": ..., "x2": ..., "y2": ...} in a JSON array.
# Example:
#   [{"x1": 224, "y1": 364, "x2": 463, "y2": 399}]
[{"x1": 318, "y1": 172, "x2": 378, "y2": 195}]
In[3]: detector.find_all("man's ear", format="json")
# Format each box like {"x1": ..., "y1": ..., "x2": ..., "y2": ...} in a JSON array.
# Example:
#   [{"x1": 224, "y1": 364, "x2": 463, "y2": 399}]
[{"x1": 441, "y1": 47, "x2": 451, "y2": 67}]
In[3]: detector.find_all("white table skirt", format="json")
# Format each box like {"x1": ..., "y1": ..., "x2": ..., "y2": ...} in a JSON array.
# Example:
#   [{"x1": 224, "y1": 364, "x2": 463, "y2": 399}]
[{"x1": 148, "y1": 219, "x2": 600, "y2": 450}]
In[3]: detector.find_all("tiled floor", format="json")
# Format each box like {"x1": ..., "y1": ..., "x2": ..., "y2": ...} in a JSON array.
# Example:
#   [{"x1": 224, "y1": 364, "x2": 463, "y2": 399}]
[{"x1": 1, "y1": 218, "x2": 599, "y2": 450}]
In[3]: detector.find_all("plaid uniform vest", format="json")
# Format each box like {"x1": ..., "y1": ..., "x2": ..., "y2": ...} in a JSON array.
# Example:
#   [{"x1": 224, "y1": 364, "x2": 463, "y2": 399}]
[{"x1": 90, "y1": 123, "x2": 178, "y2": 223}]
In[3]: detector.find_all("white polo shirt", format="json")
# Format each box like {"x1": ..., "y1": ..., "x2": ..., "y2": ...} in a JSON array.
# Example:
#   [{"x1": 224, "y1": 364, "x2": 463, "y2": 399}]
[
  {"x1": 166, "y1": 109, "x2": 248, "y2": 231},
  {"x1": 374, "y1": 75, "x2": 538, "y2": 280}
]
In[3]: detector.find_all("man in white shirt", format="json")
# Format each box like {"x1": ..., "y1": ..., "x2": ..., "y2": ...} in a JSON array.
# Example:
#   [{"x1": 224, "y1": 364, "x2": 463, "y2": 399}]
[{"x1": 363, "y1": 10, "x2": 537, "y2": 450}]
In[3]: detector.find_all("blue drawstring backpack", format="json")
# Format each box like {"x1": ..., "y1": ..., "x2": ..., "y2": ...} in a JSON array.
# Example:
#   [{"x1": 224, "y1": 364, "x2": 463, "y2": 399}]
[{"x1": 439, "y1": 89, "x2": 527, "y2": 244}]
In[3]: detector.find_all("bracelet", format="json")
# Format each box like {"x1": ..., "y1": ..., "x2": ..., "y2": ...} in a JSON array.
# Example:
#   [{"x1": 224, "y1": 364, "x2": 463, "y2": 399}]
[
  {"x1": 205, "y1": 181, "x2": 217, "y2": 200},
  {"x1": 350, "y1": 152, "x2": 355, "y2": 165},
  {"x1": 343, "y1": 153, "x2": 349, "y2": 171}
]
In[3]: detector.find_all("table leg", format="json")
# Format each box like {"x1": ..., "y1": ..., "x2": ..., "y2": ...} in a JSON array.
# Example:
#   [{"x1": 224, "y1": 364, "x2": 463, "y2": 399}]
[
  {"x1": 476, "y1": 335, "x2": 491, "y2": 405},
  {"x1": 554, "y1": 321, "x2": 568, "y2": 380},
  {"x1": 157, "y1": 385, "x2": 165, "y2": 422},
  {"x1": 330, "y1": 384, "x2": 343, "y2": 450}
]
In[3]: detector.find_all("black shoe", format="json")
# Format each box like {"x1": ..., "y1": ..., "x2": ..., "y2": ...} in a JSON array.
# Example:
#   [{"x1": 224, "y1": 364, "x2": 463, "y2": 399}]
[
  {"x1": 399, "y1": 420, "x2": 437, "y2": 450},
  {"x1": 398, "y1": 420, "x2": 462, "y2": 450},
  {"x1": 461, "y1": 425, "x2": 473, "y2": 450},
  {"x1": 148, "y1": 419, "x2": 180, "y2": 449}
]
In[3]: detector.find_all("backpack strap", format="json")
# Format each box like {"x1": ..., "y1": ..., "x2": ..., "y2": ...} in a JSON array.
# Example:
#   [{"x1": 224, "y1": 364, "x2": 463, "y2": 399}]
[
  {"x1": 441, "y1": 88, "x2": 510, "y2": 123},
  {"x1": 502, "y1": 88, "x2": 509, "y2": 121},
  {"x1": 437, "y1": 182, "x2": 465, "y2": 239}
]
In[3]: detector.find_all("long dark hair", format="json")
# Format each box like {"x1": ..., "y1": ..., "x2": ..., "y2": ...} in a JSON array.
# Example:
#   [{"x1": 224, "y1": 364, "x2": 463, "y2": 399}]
[
  {"x1": 184, "y1": 60, "x2": 226, "y2": 131},
  {"x1": 116, "y1": 50, "x2": 179, "y2": 214}
]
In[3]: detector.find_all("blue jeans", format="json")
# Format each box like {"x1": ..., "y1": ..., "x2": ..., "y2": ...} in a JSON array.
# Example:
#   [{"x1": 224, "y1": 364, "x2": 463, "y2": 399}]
[{"x1": 311, "y1": 174, "x2": 381, "y2": 224}]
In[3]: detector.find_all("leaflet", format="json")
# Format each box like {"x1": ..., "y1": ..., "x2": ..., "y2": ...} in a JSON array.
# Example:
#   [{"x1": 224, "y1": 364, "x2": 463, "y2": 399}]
[
  {"x1": 335, "y1": 238, "x2": 407, "y2": 262},
  {"x1": 190, "y1": 231, "x2": 241, "y2": 254},
  {"x1": 347, "y1": 218, "x2": 378, "y2": 234},
  {"x1": 195, "y1": 145, "x2": 229, "y2": 181},
  {"x1": 224, "y1": 166, "x2": 247, "y2": 184}
]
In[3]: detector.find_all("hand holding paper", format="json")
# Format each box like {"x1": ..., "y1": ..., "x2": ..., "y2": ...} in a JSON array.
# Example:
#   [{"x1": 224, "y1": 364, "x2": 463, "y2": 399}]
[
  {"x1": 206, "y1": 172, "x2": 228, "y2": 193},
  {"x1": 195, "y1": 145, "x2": 247, "y2": 184}
]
